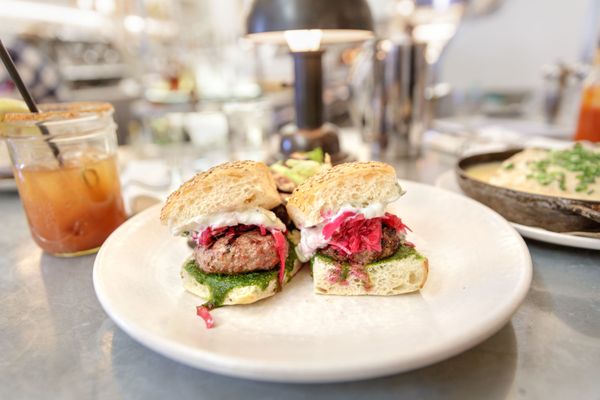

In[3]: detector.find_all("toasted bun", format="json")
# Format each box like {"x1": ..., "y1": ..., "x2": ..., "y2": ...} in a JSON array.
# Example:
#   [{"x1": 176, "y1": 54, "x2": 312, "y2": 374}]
[
  {"x1": 181, "y1": 258, "x2": 303, "y2": 305},
  {"x1": 286, "y1": 161, "x2": 403, "y2": 228},
  {"x1": 312, "y1": 250, "x2": 428, "y2": 296},
  {"x1": 160, "y1": 161, "x2": 281, "y2": 231}
]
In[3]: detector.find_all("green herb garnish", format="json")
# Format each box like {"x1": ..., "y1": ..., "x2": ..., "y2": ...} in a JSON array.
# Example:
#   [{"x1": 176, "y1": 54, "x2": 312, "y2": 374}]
[
  {"x1": 314, "y1": 245, "x2": 424, "y2": 269},
  {"x1": 526, "y1": 144, "x2": 600, "y2": 192},
  {"x1": 305, "y1": 147, "x2": 324, "y2": 163}
]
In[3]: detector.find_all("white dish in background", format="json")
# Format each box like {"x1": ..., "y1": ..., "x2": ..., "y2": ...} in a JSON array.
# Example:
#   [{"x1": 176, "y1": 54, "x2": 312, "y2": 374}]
[
  {"x1": 434, "y1": 117, "x2": 573, "y2": 139},
  {"x1": 0, "y1": 178, "x2": 17, "y2": 192},
  {"x1": 435, "y1": 170, "x2": 600, "y2": 250},
  {"x1": 93, "y1": 181, "x2": 532, "y2": 383}
]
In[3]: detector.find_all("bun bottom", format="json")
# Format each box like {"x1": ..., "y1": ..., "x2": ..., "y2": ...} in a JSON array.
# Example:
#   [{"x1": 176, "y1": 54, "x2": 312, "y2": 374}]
[
  {"x1": 312, "y1": 247, "x2": 428, "y2": 296},
  {"x1": 181, "y1": 258, "x2": 303, "y2": 306}
]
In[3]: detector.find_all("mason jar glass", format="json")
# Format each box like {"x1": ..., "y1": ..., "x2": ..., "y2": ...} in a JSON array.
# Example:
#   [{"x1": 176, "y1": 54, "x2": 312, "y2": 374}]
[{"x1": 3, "y1": 102, "x2": 127, "y2": 257}]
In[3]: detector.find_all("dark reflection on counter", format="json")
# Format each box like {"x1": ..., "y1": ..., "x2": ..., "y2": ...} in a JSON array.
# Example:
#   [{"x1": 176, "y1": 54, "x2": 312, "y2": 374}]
[{"x1": 525, "y1": 239, "x2": 600, "y2": 339}]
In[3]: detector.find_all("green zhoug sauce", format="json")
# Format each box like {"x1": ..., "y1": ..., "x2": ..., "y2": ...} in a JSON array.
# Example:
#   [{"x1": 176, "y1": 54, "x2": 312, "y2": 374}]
[
  {"x1": 526, "y1": 144, "x2": 600, "y2": 193},
  {"x1": 312, "y1": 245, "x2": 424, "y2": 269},
  {"x1": 370, "y1": 245, "x2": 424, "y2": 266},
  {"x1": 184, "y1": 238, "x2": 298, "y2": 308}
]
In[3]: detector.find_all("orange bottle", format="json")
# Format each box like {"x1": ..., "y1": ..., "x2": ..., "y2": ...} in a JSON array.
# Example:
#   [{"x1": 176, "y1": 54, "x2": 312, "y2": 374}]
[{"x1": 574, "y1": 51, "x2": 600, "y2": 142}]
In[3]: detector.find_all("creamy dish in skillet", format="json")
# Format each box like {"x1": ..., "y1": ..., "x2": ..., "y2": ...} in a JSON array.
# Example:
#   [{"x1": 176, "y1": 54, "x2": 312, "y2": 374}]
[{"x1": 467, "y1": 144, "x2": 600, "y2": 201}]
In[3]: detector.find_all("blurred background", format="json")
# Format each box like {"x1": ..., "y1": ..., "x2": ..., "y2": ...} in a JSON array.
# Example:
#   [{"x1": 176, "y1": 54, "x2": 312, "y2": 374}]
[{"x1": 1, "y1": 0, "x2": 599, "y2": 168}]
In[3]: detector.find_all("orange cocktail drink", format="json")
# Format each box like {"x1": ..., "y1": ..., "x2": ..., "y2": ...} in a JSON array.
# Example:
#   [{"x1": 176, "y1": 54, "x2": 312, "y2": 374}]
[{"x1": 3, "y1": 102, "x2": 126, "y2": 256}]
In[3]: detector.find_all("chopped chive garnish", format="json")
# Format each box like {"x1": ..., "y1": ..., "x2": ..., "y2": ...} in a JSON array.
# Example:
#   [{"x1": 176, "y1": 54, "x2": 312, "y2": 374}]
[{"x1": 525, "y1": 144, "x2": 600, "y2": 192}]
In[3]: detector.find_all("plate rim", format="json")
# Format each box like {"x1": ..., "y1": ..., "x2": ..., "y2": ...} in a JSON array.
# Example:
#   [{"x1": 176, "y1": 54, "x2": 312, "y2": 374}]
[
  {"x1": 93, "y1": 180, "x2": 532, "y2": 383},
  {"x1": 435, "y1": 170, "x2": 600, "y2": 250}
]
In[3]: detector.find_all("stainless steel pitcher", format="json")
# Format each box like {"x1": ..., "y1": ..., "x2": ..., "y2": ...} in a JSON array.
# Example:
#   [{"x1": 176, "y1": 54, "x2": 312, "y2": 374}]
[{"x1": 350, "y1": 38, "x2": 428, "y2": 159}]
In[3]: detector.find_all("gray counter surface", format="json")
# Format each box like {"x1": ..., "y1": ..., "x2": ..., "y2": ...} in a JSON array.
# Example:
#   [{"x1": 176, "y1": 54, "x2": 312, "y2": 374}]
[{"x1": 1, "y1": 151, "x2": 599, "y2": 400}]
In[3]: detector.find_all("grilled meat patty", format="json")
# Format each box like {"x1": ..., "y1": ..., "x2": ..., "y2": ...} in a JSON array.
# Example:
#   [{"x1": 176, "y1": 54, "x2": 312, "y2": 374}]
[
  {"x1": 320, "y1": 226, "x2": 401, "y2": 265},
  {"x1": 194, "y1": 229, "x2": 279, "y2": 274}
]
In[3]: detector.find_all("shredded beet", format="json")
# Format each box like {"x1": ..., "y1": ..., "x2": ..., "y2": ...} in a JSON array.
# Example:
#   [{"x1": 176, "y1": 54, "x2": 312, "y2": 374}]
[
  {"x1": 196, "y1": 305, "x2": 214, "y2": 329},
  {"x1": 271, "y1": 229, "x2": 288, "y2": 284},
  {"x1": 327, "y1": 240, "x2": 352, "y2": 255},
  {"x1": 382, "y1": 213, "x2": 411, "y2": 233},
  {"x1": 194, "y1": 225, "x2": 273, "y2": 248},
  {"x1": 195, "y1": 226, "x2": 228, "y2": 247},
  {"x1": 321, "y1": 211, "x2": 410, "y2": 256},
  {"x1": 322, "y1": 211, "x2": 356, "y2": 239}
]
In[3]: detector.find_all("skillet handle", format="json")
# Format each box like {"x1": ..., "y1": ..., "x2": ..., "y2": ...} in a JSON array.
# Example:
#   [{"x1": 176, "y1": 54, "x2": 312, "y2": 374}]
[{"x1": 559, "y1": 203, "x2": 600, "y2": 223}]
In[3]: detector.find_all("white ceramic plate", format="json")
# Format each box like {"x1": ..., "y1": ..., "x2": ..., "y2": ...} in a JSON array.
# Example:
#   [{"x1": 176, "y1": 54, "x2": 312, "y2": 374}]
[
  {"x1": 435, "y1": 170, "x2": 600, "y2": 250},
  {"x1": 93, "y1": 181, "x2": 532, "y2": 383}
]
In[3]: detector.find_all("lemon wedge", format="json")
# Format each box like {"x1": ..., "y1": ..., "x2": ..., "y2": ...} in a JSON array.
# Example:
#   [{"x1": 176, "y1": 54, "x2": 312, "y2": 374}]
[
  {"x1": 0, "y1": 98, "x2": 28, "y2": 119},
  {"x1": 0, "y1": 98, "x2": 32, "y2": 137}
]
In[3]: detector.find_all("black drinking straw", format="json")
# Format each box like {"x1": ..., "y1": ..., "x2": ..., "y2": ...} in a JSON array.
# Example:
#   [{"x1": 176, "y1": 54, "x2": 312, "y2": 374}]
[{"x1": 0, "y1": 39, "x2": 61, "y2": 162}]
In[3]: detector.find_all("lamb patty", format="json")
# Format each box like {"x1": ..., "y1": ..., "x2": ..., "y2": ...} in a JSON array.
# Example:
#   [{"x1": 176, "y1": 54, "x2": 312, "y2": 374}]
[
  {"x1": 194, "y1": 229, "x2": 279, "y2": 274},
  {"x1": 320, "y1": 226, "x2": 401, "y2": 265}
]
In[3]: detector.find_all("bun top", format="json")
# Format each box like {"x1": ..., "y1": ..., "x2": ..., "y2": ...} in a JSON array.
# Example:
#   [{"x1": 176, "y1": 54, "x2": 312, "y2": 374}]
[
  {"x1": 286, "y1": 161, "x2": 403, "y2": 228},
  {"x1": 160, "y1": 160, "x2": 281, "y2": 232}
]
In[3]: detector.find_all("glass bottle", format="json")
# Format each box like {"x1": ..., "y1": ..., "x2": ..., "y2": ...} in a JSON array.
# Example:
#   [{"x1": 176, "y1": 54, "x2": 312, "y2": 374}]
[{"x1": 574, "y1": 48, "x2": 600, "y2": 142}]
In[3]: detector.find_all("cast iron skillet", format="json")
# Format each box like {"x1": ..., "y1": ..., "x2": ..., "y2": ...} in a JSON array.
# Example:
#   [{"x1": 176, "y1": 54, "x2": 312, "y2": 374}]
[{"x1": 456, "y1": 149, "x2": 600, "y2": 233}]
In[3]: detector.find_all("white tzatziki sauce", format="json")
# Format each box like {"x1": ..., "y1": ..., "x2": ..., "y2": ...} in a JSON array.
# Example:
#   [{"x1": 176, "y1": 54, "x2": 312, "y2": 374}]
[{"x1": 172, "y1": 207, "x2": 285, "y2": 235}]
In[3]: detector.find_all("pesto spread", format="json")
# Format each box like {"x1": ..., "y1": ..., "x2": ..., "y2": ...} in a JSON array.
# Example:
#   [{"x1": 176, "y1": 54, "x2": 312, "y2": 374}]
[
  {"x1": 313, "y1": 244, "x2": 423, "y2": 267},
  {"x1": 184, "y1": 238, "x2": 298, "y2": 308},
  {"x1": 369, "y1": 245, "x2": 424, "y2": 266}
]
